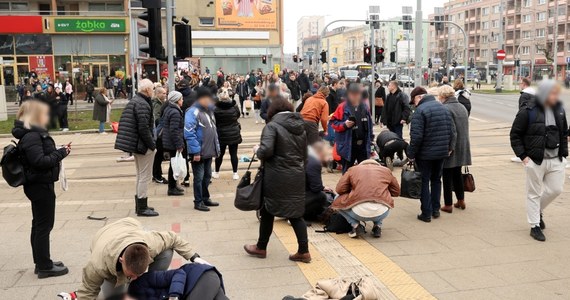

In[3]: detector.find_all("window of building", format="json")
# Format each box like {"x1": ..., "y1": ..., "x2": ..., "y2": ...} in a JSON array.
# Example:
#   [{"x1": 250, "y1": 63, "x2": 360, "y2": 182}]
[
  {"x1": 522, "y1": 31, "x2": 531, "y2": 38},
  {"x1": 492, "y1": 5, "x2": 499, "y2": 13},
  {"x1": 492, "y1": 20, "x2": 499, "y2": 27},
  {"x1": 57, "y1": 5, "x2": 65, "y2": 15},
  {"x1": 523, "y1": 15, "x2": 532, "y2": 23},
  {"x1": 536, "y1": 12, "x2": 546, "y2": 21},
  {"x1": 38, "y1": 3, "x2": 50, "y2": 15},
  {"x1": 88, "y1": 3, "x2": 123, "y2": 11},
  {"x1": 523, "y1": 0, "x2": 532, "y2": 7},
  {"x1": 482, "y1": 21, "x2": 489, "y2": 29},
  {"x1": 481, "y1": 49, "x2": 488, "y2": 58},
  {"x1": 450, "y1": 27, "x2": 455, "y2": 34},
  {"x1": 199, "y1": 17, "x2": 214, "y2": 26},
  {"x1": 521, "y1": 46, "x2": 530, "y2": 54},
  {"x1": 536, "y1": 28, "x2": 545, "y2": 37},
  {"x1": 0, "y1": 1, "x2": 29, "y2": 11},
  {"x1": 482, "y1": 35, "x2": 488, "y2": 43},
  {"x1": 482, "y1": 7, "x2": 489, "y2": 16},
  {"x1": 537, "y1": 0, "x2": 546, "y2": 4}
]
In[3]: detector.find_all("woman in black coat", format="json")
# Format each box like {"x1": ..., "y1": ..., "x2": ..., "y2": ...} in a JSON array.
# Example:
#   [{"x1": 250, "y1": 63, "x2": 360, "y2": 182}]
[
  {"x1": 161, "y1": 91, "x2": 186, "y2": 196},
  {"x1": 12, "y1": 100, "x2": 70, "y2": 279},
  {"x1": 244, "y1": 97, "x2": 311, "y2": 263},
  {"x1": 213, "y1": 98, "x2": 242, "y2": 180}
]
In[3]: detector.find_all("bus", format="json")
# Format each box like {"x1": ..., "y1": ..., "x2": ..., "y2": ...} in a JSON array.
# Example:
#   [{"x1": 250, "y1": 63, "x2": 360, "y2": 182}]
[{"x1": 339, "y1": 64, "x2": 373, "y2": 78}]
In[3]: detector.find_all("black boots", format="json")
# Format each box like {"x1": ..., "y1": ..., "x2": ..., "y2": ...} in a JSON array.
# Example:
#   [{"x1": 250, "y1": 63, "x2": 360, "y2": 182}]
[
  {"x1": 135, "y1": 196, "x2": 159, "y2": 217},
  {"x1": 37, "y1": 263, "x2": 69, "y2": 279}
]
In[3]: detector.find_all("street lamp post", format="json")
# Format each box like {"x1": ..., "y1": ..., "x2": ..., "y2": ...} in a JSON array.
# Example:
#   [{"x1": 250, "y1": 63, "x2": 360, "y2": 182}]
[{"x1": 496, "y1": 0, "x2": 504, "y2": 92}]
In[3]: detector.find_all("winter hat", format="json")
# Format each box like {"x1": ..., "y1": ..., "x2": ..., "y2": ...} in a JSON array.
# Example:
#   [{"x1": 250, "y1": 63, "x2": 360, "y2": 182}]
[
  {"x1": 168, "y1": 91, "x2": 183, "y2": 104},
  {"x1": 535, "y1": 79, "x2": 558, "y2": 105},
  {"x1": 410, "y1": 87, "x2": 427, "y2": 100},
  {"x1": 196, "y1": 87, "x2": 213, "y2": 100}
]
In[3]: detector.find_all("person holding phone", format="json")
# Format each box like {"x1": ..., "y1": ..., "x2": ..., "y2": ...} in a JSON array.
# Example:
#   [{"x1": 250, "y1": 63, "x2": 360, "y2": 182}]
[{"x1": 330, "y1": 83, "x2": 374, "y2": 173}]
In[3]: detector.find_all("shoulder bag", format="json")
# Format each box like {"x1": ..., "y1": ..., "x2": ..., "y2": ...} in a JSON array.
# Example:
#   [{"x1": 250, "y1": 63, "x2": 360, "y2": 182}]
[
  {"x1": 462, "y1": 166, "x2": 476, "y2": 192},
  {"x1": 234, "y1": 154, "x2": 263, "y2": 211}
]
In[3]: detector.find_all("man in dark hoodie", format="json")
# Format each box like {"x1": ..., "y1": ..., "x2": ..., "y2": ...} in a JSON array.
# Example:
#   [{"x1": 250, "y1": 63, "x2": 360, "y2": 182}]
[
  {"x1": 178, "y1": 79, "x2": 197, "y2": 112},
  {"x1": 298, "y1": 69, "x2": 311, "y2": 95},
  {"x1": 510, "y1": 80, "x2": 568, "y2": 242}
]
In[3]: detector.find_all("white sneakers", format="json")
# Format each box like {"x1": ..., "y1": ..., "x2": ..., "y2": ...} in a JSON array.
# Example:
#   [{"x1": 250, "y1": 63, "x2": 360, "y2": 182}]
[
  {"x1": 511, "y1": 157, "x2": 522, "y2": 163},
  {"x1": 211, "y1": 172, "x2": 220, "y2": 179},
  {"x1": 233, "y1": 173, "x2": 240, "y2": 180}
]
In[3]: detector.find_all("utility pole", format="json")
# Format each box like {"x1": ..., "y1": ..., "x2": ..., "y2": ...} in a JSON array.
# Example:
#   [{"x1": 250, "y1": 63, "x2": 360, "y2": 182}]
[
  {"x1": 496, "y1": 0, "x2": 504, "y2": 92},
  {"x1": 414, "y1": 0, "x2": 423, "y2": 87},
  {"x1": 370, "y1": 24, "x2": 376, "y2": 118},
  {"x1": 166, "y1": 0, "x2": 175, "y2": 92},
  {"x1": 553, "y1": 0, "x2": 559, "y2": 80}
]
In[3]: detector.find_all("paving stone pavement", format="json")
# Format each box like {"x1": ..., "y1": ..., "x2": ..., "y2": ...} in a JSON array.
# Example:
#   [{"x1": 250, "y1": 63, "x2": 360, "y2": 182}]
[{"x1": 1, "y1": 116, "x2": 570, "y2": 299}]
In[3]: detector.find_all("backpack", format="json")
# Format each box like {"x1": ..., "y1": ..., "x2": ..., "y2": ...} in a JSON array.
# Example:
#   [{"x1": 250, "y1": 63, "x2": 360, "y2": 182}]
[
  {"x1": 316, "y1": 208, "x2": 353, "y2": 234},
  {"x1": 1, "y1": 141, "x2": 26, "y2": 187}
]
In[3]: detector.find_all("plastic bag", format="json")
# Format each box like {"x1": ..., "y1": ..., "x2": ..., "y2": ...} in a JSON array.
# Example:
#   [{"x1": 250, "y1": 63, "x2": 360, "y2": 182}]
[{"x1": 171, "y1": 152, "x2": 187, "y2": 181}]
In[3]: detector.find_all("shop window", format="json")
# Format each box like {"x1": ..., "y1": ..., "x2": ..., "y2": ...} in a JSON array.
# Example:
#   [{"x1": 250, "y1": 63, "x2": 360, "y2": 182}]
[
  {"x1": 16, "y1": 56, "x2": 28, "y2": 63},
  {"x1": 88, "y1": 3, "x2": 123, "y2": 12},
  {"x1": 0, "y1": 3, "x2": 9, "y2": 10},
  {"x1": 199, "y1": 17, "x2": 215, "y2": 26}
]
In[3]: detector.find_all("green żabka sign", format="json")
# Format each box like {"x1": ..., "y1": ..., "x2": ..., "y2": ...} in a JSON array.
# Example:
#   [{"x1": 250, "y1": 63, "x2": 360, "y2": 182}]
[{"x1": 54, "y1": 19, "x2": 126, "y2": 33}]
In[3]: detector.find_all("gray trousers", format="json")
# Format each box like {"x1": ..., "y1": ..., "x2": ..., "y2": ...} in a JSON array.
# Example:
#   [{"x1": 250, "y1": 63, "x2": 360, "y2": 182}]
[
  {"x1": 99, "y1": 249, "x2": 174, "y2": 299},
  {"x1": 185, "y1": 270, "x2": 228, "y2": 300},
  {"x1": 134, "y1": 149, "x2": 155, "y2": 198}
]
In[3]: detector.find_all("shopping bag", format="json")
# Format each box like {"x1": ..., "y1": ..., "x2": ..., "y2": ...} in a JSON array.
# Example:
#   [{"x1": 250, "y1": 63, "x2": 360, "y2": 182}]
[
  {"x1": 170, "y1": 152, "x2": 187, "y2": 181},
  {"x1": 111, "y1": 122, "x2": 119, "y2": 133},
  {"x1": 244, "y1": 99, "x2": 253, "y2": 110},
  {"x1": 462, "y1": 166, "x2": 476, "y2": 192},
  {"x1": 235, "y1": 154, "x2": 263, "y2": 211},
  {"x1": 400, "y1": 163, "x2": 422, "y2": 199}
]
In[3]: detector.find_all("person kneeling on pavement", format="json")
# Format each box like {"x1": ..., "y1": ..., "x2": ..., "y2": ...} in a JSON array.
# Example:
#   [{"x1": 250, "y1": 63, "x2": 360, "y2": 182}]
[
  {"x1": 127, "y1": 262, "x2": 228, "y2": 300},
  {"x1": 57, "y1": 217, "x2": 201, "y2": 300},
  {"x1": 331, "y1": 159, "x2": 400, "y2": 238},
  {"x1": 304, "y1": 141, "x2": 335, "y2": 222},
  {"x1": 376, "y1": 129, "x2": 408, "y2": 170}
]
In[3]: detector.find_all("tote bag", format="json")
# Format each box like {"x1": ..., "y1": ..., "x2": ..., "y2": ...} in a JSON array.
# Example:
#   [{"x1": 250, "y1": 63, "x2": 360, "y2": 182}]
[{"x1": 463, "y1": 166, "x2": 476, "y2": 192}]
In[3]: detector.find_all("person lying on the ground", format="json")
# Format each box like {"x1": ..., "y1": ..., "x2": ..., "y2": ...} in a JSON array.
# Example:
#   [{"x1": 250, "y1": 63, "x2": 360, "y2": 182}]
[
  {"x1": 127, "y1": 262, "x2": 228, "y2": 300},
  {"x1": 57, "y1": 217, "x2": 199, "y2": 300},
  {"x1": 331, "y1": 159, "x2": 400, "y2": 239}
]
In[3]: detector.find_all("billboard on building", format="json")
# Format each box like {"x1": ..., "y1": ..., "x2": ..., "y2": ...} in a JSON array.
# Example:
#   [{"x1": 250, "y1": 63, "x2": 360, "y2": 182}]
[{"x1": 215, "y1": 0, "x2": 277, "y2": 30}]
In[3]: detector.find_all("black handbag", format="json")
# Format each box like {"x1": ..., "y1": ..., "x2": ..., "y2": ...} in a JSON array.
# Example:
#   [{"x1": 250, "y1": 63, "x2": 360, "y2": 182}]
[
  {"x1": 462, "y1": 166, "x2": 476, "y2": 192},
  {"x1": 400, "y1": 162, "x2": 422, "y2": 199},
  {"x1": 234, "y1": 154, "x2": 263, "y2": 211}
]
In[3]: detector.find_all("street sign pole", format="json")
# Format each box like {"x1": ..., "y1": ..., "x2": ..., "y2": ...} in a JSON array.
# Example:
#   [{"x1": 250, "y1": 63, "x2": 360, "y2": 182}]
[
  {"x1": 496, "y1": 0, "x2": 504, "y2": 92},
  {"x1": 414, "y1": 0, "x2": 423, "y2": 87},
  {"x1": 166, "y1": 0, "x2": 175, "y2": 92}
]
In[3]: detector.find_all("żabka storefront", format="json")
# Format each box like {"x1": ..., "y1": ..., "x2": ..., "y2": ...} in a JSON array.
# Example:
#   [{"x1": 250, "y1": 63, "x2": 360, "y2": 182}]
[{"x1": 0, "y1": 15, "x2": 129, "y2": 97}]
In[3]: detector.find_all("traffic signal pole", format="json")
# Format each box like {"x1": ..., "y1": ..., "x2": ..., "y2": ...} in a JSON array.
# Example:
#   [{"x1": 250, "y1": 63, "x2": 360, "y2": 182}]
[
  {"x1": 166, "y1": 0, "x2": 175, "y2": 92},
  {"x1": 414, "y1": 0, "x2": 423, "y2": 87}
]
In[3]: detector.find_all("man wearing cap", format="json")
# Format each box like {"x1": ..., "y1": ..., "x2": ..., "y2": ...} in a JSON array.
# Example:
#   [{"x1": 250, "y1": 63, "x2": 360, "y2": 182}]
[
  {"x1": 407, "y1": 87, "x2": 455, "y2": 223},
  {"x1": 184, "y1": 87, "x2": 220, "y2": 212},
  {"x1": 330, "y1": 83, "x2": 373, "y2": 173},
  {"x1": 162, "y1": 91, "x2": 186, "y2": 196}
]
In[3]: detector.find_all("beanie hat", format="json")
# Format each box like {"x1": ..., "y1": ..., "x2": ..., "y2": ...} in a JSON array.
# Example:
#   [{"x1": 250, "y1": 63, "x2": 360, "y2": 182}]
[
  {"x1": 167, "y1": 91, "x2": 183, "y2": 104},
  {"x1": 410, "y1": 87, "x2": 427, "y2": 100}
]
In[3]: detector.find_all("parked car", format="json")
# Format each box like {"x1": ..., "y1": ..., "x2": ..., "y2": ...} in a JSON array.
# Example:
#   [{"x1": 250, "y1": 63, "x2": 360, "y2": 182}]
[{"x1": 397, "y1": 75, "x2": 414, "y2": 87}]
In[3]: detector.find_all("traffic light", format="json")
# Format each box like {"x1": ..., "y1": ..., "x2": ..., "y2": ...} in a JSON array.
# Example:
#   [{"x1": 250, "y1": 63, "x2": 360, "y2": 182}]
[
  {"x1": 139, "y1": 0, "x2": 163, "y2": 59},
  {"x1": 375, "y1": 47, "x2": 385, "y2": 63},
  {"x1": 293, "y1": 54, "x2": 298, "y2": 63},
  {"x1": 320, "y1": 50, "x2": 327, "y2": 64},
  {"x1": 174, "y1": 24, "x2": 192, "y2": 59},
  {"x1": 428, "y1": 58, "x2": 432, "y2": 69},
  {"x1": 309, "y1": 57, "x2": 313, "y2": 66},
  {"x1": 452, "y1": 60, "x2": 458, "y2": 68},
  {"x1": 262, "y1": 55, "x2": 267, "y2": 64},
  {"x1": 364, "y1": 46, "x2": 371, "y2": 63},
  {"x1": 402, "y1": 15, "x2": 413, "y2": 31},
  {"x1": 389, "y1": 51, "x2": 395, "y2": 63},
  {"x1": 433, "y1": 15, "x2": 445, "y2": 31}
]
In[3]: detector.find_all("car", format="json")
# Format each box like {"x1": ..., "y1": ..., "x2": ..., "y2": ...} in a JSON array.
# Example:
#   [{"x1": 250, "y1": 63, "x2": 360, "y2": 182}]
[{"x1": 397, "y1": 75, "x2": 414, "y2": 87}]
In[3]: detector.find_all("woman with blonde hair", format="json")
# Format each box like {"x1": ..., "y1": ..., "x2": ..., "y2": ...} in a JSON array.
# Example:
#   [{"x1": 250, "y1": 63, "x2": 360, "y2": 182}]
[
  {"x1": 12, "y1": 100, "x2": 71, "y2": 278},
  {"x1": 453, "y1": 79, "x2": 472, "y2": 115},
  {"x1": 438, "y1": 85, "x2": 471, "y2": 212},
  {"x1": 93, "y1": 87, "x2": 113, "y2": 134}
]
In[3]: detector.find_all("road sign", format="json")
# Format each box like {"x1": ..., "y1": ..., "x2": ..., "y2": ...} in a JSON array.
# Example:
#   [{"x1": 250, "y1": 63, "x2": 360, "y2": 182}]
[
  {"x1": 273, "y1": 64, "x2": 280, "y2": 74},
  {"x1": 332, "y1": 57, "x2": 337, "y2": 63},
  {"x1": 497, "y1": 49, "x2": 506, "y2": 61}
]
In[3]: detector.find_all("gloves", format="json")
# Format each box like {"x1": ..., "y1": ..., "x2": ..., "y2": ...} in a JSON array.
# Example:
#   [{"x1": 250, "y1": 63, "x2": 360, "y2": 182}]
[{"x1": 57, "y1": 292, "x2": 77, "y2": 300}]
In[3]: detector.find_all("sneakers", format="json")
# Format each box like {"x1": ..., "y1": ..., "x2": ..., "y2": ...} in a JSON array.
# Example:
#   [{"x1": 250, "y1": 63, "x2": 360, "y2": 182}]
[
  {"x1": 530, "y1": 226, "x2": 546, "y2": 242},
  {"x1": 348, "y1": 224, "x2": 366, "y2": 238},
  {"x1": 511, "y1": 157, "x2": 522, "y2": 163},
  {"x1": 233, "y1": 172, "x2": 240, "y2": 180},
  {"x1": 62, "y1": 128, "x2": 69, "y2": 132},
  {"x1": 152, "y1": 177, "x2": 168, "y2": 184},
  {"x1": 211, "y1": 172, "x2": 220, "y2": 179},
  {"x1": 372, "y1": 225, "x2": 382, "y2": 238}
]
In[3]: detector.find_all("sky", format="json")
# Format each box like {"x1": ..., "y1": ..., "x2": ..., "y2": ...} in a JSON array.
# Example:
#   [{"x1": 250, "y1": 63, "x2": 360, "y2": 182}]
[{"x1": 282, "y1": 0, "x2": 447, "y2": 53}]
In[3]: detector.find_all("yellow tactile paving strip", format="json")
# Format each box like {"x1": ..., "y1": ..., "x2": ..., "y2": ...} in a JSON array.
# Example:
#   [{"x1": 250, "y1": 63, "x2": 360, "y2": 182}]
[{"x1": 332, "y1": 234, "x2": 436, "y2": 300}]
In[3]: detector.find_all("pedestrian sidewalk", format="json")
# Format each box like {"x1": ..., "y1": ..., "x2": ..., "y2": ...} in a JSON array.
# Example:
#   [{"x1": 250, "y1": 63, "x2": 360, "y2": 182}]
[{"x1": 1, "y1": 117, "x2": 570, "y2": 299}]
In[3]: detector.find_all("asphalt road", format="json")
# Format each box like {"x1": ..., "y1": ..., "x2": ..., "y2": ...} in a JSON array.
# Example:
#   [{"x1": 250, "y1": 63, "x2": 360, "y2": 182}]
[
  {"x1": 470, "y1": 93, "x2": 520, "y2": 124},
  {"x1": 6, "y1": 99, "x2": 129, "y2": 116}
]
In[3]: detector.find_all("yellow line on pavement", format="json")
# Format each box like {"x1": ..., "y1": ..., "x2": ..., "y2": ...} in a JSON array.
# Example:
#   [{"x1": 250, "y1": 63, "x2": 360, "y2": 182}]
[
  {"x1": 272, "y1": 220, "x2": 339, "y2": 286},
  {"x1": 332, "y1": 234, "x2": 436, "y2": 300}
]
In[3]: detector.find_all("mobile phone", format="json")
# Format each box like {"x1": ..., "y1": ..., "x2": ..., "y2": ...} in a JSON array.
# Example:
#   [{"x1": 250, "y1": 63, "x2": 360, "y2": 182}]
[{"x1": 348, "y1": 116, "x2": 356, "y2": 122}]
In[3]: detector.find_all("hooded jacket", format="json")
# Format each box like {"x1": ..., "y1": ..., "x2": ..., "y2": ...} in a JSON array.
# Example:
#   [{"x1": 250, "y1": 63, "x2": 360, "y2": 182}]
[
  {"x1": 184, "y1": 103, "x2": 220, "y2": 159},
  {"x1": 330, "y1": 101, "x2": 373, "y2": 161},
  {"x1": 12, "y1": 120, "x2": 67, "y2": 184},
  {"x1": 300, "y1": 92, "x2": 330, "y2": 131},
  {"x1": 518, "y1": 87, "x2": 536, "y2": 109},
  {"x1": 214, "y1": 100, "x2": 242, "y2": 145},
  {"x1": 257, "y1": 112, "x2": 307, "y2": 218},
  {"x1": 76, "y1": 218, "x2": 194, "y2": 300},
  {"x1": 332, "y1": 160, "x2": 400, "y2": 210}
]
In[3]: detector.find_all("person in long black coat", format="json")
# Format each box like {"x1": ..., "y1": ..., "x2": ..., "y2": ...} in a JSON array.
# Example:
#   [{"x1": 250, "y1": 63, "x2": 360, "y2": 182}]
[
  {"x1": 213, "y1": 98, "x2": 242, "y2": 180},
  {"x1": 244, "y1": 97, "x2": 311, "y2": 263},
  {"x1": 12, "y1": 101, "x2": 70, "y2": 279}
]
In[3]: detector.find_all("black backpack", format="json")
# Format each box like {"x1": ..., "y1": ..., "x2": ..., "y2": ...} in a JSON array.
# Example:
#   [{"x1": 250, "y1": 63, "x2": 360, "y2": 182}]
[
  {"x1": 316, "y1": 208, "x2": 353, "y2": 234},
  {"x1": 1, "y1": 141, "x2": 26, "y2": 187}
]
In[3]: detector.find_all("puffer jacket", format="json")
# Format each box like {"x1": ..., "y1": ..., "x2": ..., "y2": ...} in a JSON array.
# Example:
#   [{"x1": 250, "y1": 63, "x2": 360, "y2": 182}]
[
  {"x1": 257, "y1": 112, "x2": 307, "y2": 218},
  {"x1": 407, "y1": 95, "x2": 456, "y2": 160},
  {"x1": 518, "y1": 88, "x2": 536, "y2": 108},
  {"x1": 128, "y1": 264, "x2": 224, "y2": 300},
  {"x1": 76, "y1": 218, "x2": 194, "y2": 300},
  {"x1": 161, "y1": 102, "x2": 185, "y2": 151},
  {"x1": 331, "y1": 160, "x2": 400, "y2": 210},
  {"x1": 510, "y1": 101, "x2": 568, "y2": 165},
  {"x1": 114, "y1": 93, "x2": 156, "y2": 154},
  {"x1": 214, "y1": 100, "x2": 242, "y2": 146},
  {"x1": 12, "y1": 120, "x2": 67, "y2": 184}
]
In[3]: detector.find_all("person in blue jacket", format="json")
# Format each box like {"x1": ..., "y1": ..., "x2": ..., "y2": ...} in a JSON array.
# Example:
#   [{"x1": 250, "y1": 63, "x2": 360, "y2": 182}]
[
  {"x1": 128, "y1": 263, "x2": 227, "y2": 300},
  {"x1": 184, "y1": 87, "x2": 220, "y2": 212}
]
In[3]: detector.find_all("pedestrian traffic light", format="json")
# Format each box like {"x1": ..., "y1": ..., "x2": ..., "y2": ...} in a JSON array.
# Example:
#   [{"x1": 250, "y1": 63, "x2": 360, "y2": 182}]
[
  {"x1": 390, "y1": 51, "x2": 396, "y2": 63},
  {"x1": 428, "y1": 58, "x2": 433, "y2": 69},
  {"x1": 293, "y1": 54, "x2": 298, "y2": 63},
  {"x1": 262, "y1": 55, "x2": 267, "y2": 64},
  {"x1": 364, "y1": 46, "x2": 371, "y2": 63},
  {"x1": 139, "y1": 0, "x2": 163, "y2": 59},
  {"x1": 375, "y1": 47, "x2": 385, "y2": 63},
  {"x1": 402, "y1": 15, "x2": 413, "y2": 31},
  {"x1": 174, "y1": 24, "x2": 192, "y2": 59},
  {"x1": 320, "y1": 50, "x2": 327, "y2": 64}
]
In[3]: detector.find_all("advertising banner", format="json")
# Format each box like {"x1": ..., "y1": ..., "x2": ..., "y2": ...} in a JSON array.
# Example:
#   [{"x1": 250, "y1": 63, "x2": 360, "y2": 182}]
[
  {"x1": 29, "y1": 55, "x2": 55, "y2": 80},
  {"x1": 0, "y1": 16, "x2": 43, "y2": 34},
  {"x1": 54, "y1": 19, "x2": 127, "y2": 33},
  {"x1": 215, "y1": 0, "x2": 277, "y2": 30}
]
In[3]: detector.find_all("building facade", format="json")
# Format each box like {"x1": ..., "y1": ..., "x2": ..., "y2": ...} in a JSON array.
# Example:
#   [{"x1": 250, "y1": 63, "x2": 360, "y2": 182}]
[{"x1": 297, "y1": 16, "x2": 325, "y2": 54}]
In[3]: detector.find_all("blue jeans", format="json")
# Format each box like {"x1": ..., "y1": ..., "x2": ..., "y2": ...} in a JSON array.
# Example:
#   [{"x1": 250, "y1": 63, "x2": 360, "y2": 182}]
[
  {"x1": 338, "y1": 208, "x2": 390, "y2": 227},
  {"x1": 416, "y1": 159, "x2": 444, "y2": 217},
  {"x1": 387, "y1": 123, "x2": 403, "y2": 139},
  {"x1": 98, "y1": 121, "x2": 105, "y2": 133},
  {"x1": 191, "y1": 157, "x2": 212, "y2": 204}
]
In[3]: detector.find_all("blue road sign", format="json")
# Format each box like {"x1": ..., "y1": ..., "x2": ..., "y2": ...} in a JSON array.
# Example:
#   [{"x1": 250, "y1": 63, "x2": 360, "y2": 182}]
[{"x1": 332, "y1": 57, "x2": 337, "y2": 63}]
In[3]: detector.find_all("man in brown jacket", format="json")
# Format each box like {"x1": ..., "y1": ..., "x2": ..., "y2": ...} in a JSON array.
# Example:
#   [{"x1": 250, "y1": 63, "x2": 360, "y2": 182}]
[
  {"x1": 331, "y1": 160, "x2": 400, "y2": 238},
  {"x1": 300, "y1": 85, "x2": 330, "y2": 144},
  {"x1": 61, "y1": 218, "x2": 202, "y2": 300}
]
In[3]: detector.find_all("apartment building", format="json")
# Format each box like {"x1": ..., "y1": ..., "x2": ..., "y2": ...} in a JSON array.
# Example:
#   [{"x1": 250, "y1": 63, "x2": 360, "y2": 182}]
[
  {"x1": 428, "y1": 0, "x2": 569, "y2": 80},
  {"x1": 297, "y1": 16, "x2": 325, "y2": 53}
]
